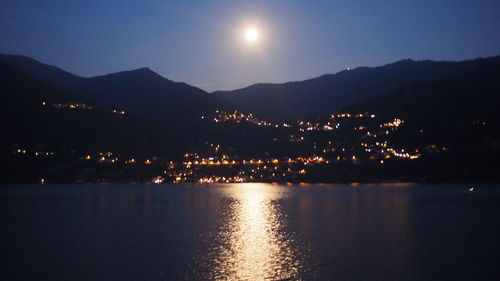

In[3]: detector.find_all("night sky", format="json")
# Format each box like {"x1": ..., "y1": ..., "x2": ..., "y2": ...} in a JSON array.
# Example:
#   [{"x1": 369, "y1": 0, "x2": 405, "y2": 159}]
[{"x1": 1, "y1": 0, "x2": 499, "y2": 91}]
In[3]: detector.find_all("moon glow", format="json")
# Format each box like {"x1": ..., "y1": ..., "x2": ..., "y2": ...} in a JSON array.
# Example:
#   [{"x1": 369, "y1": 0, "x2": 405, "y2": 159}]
[{"x1": 244, "y1": 27, "x2": 259, "y2": 42}]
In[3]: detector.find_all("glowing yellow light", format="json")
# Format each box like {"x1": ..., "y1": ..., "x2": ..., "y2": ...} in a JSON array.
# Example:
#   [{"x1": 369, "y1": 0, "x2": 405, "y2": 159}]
[
  {"x1": 244, "y1": 27, "x2": 259, "y2": 42},
  {"x1": 207, "y1": 184, "x2": 303, "y2": 280}
]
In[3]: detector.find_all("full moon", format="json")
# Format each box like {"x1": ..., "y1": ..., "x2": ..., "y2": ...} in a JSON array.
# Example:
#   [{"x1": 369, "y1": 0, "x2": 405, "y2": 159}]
[{"x1": 244, "y1": 27, "x2": 259, "y2": 42}]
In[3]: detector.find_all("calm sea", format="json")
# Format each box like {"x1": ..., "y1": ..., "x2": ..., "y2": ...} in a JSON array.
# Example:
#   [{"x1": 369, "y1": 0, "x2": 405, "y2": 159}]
[{"x1": 1, "y1": 183, "x2": 499, "y2": 281}]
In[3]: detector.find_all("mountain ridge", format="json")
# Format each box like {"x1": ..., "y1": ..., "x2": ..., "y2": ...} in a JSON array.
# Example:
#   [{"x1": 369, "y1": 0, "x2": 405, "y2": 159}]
[
  {"x1": 0, "y1": 53, "x2": 226, "y2": 124},
  {"x1": 213, "y1": 56, "x2": 499, "y2": 121},
  {"x1": 0, "y1": 53, "x2": 84, "y2": 88},
  {"x1": 1, "y1": 53, "x2": 500, "y2": 183}
]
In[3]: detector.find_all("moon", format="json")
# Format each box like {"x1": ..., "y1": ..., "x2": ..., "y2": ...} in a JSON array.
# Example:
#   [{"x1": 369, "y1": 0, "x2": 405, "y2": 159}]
[{"x1": 244, "y1": 27, "x2": 259, "y2": 42}]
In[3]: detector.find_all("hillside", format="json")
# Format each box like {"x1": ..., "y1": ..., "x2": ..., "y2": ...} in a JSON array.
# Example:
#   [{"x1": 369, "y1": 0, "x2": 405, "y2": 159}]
[
  {"x1": 343, "y1": 56, "x2": 500, "y2": 139},
  {"x1": 1, "y1": 54, "x2": 499, "y2": 183},
  {"x1": 0, "y1": 54, "x2": 227, "y2": 125},
  {"x1": 214, "y1": 57, "x2": 495, "y2": 121},
  {"x1": 0, "y1": 60, "x2": 200, "y2": 181}
]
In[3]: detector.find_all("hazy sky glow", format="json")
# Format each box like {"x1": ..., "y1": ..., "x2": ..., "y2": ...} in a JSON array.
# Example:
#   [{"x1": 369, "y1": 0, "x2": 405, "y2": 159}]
[{"x1": 1, "y1": 0, "x2": 500, "y2": 91}]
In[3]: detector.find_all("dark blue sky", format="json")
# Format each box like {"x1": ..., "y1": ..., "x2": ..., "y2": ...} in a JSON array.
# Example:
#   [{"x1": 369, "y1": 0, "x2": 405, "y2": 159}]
[{"x1": 1, "y1": 0, "x2": 499, "y2": 91}]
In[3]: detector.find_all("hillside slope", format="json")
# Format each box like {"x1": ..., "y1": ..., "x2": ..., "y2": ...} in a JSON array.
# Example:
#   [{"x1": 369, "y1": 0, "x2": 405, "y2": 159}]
[{"x1": 214, "y1": 57, "x2": 496, "y2": 121}]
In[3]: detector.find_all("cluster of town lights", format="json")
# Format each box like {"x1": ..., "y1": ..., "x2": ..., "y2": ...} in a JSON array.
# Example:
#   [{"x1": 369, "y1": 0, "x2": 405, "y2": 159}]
[{"x1": 26, "y1": 105, "x2": 436, "y2": 184}]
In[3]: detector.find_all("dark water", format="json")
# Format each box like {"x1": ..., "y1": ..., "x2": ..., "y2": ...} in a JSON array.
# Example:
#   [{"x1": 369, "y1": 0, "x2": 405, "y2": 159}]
[{"x1": 1, "y1": 183, "x2": 500, "y2": 281}]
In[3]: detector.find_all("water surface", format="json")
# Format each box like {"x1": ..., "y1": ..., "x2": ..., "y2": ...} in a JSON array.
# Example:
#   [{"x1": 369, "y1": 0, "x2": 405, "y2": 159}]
[{"x1": 1, "y1": 183, "x2": 499, "y2": 280}]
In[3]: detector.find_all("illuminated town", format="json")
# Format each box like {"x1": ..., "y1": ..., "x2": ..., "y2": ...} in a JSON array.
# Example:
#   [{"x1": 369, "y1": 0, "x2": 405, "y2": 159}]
[{"x1": 11, "y1": 104, "x2": 444, "y2": 184}]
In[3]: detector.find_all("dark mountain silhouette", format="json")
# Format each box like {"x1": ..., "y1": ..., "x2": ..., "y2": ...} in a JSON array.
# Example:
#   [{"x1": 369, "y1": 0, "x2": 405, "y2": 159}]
[
  {"x1": 0, "y1": 54, "x2": 227, "y2": 125},
  {"x1": 71, "y1": 67, "x2": 225, "y2": 124},
  {"x1": 0, "y1": 59, "x2": 215, "y2": 181},
  {"x1": 0, "y1": 60, "x2": 187, "y2": 157},
  {"x1": 213, "y1": 57, "x2": 493, "y2": 121},
  {"x1": 340, "y1": 57, "x2": 500, "y2": 180},
  {"x1": 343, "y1": 56, "x2": 500, "y2": 136},
  {"x1": 1, "y1": 54, "x2": 500, "y2": 183},
  {"x1": 0, "y1": 54, "x2": 84, "y2": 87}
]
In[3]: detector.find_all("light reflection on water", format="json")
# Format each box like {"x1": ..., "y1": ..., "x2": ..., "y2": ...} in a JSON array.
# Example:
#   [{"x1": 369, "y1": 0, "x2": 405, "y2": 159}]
[
  {"x1": 2, "y1": 183, "x2": 500, "y2": 281},
  {"x1": 204, "y1": 183, "x2": 307, "y2": 281}
]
